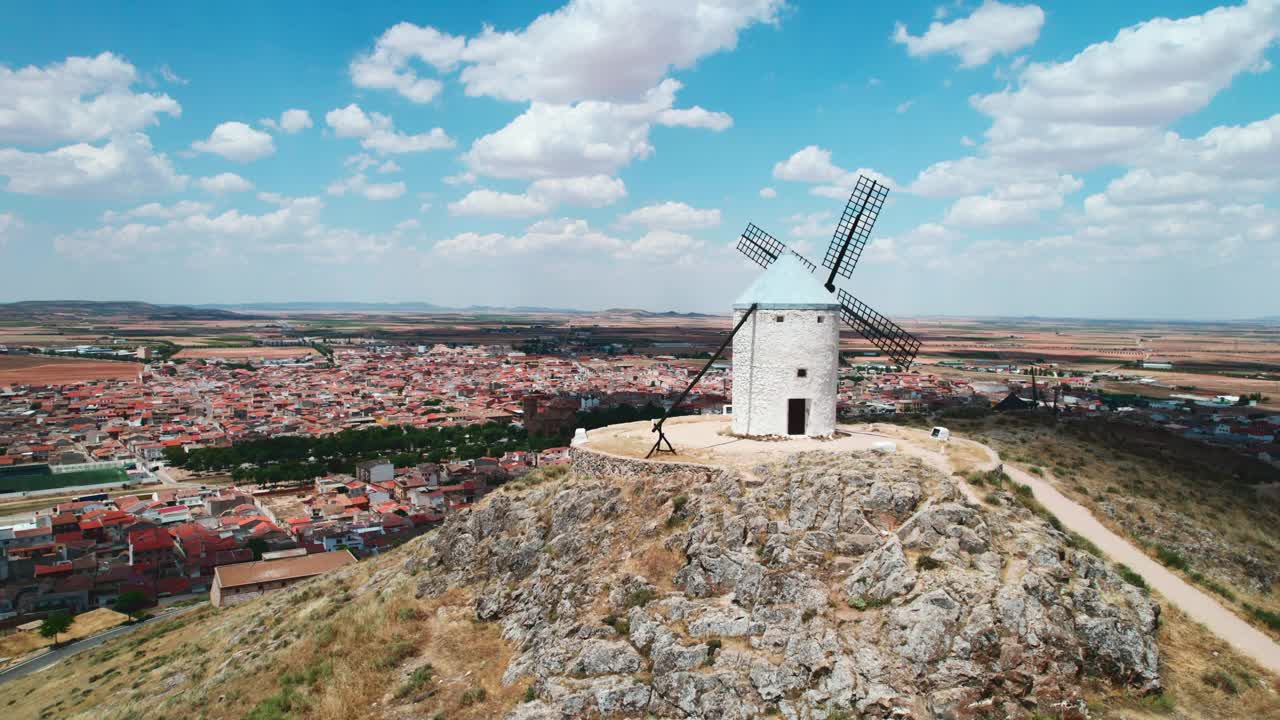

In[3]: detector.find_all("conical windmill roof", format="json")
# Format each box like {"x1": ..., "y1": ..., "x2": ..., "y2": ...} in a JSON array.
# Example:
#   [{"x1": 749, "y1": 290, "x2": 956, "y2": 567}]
[{"x1": 733, "y1": 253, "x2": 838, "y2": 309}]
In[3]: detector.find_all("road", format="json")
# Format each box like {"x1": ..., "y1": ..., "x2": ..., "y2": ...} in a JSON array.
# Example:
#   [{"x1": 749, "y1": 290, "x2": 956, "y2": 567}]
[
  {"x1": 964, "y1": 442, "x2": 1280, "y2": 675},
  {"x1": 0, "y1": 603, "x2": 205, "y2": 685}
]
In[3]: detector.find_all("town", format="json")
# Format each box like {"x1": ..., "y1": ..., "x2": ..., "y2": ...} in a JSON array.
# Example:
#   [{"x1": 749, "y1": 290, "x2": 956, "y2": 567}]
[{"x1": 2, "y1": 337, "x2": 1277, "y2": 629}]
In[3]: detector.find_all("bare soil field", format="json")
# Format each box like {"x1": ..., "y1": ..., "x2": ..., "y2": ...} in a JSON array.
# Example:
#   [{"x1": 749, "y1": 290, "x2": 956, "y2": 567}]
[
  {"x1": 173, "y1": 346, "x2": 317, "y2": 361},
  {"x1": 0, "y1": 355, "x2": 141, "y2": 385}
]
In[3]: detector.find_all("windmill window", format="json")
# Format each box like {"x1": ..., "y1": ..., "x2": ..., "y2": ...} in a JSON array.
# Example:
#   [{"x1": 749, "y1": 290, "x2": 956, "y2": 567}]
[
  {"x1": 775, "y1": 315, "x2": 784, "y2": 322},
  {"x1": 817, "y1": 316, "x2": 824, "y2": 323},
  {"x1": 797, "y1": 368, "x2": 808, "y2": 378}
]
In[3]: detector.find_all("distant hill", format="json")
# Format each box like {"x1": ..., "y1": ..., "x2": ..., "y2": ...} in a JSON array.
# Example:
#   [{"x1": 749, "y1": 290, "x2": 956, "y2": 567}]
[
  {"x1": 0, "y1": 300, "x2": 252, "y2": 321},
  {"x1": 201, "y1": 302, "x2": 719, "y2": 317}
]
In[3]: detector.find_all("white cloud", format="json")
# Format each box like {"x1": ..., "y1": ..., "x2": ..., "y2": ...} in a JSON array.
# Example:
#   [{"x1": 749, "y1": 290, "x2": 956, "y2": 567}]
[
  {"x1": 443, "y1": 171, "x2": 477, "y2": 185},
  {"x1": 759, "y1": 187, "x2": 777, "y2": 199},
  {"x1": 960, "y1": 135, "x2": 976, "y2": 146},
  {"x1": 55, "y1": 192, "x2": 405, "y2": 265},
  {"x1": 893, "y1": 1, "x2": 1045, "y2": 68},
  {"x1": 377, "y1": 160, "x2": 401, "y2": 174},
  {"x1": 616, "y1": 229, "x2": 704, "y2": 260},
  {"x1": 191, "y1": 121, "x2": 276, "y2": 162},
  {"x1": 0, "y1": 132, "x2": 187, "y2": 197},
  {"x1": 197, "y1": 172, "x2": 254, "y2": 194},
  {"x1": 447, "y1": 175, "x2": 627, "y2": 217},
  {"x1": 357, "y1": 2, "x2": 783, "y2": 105},
  {"x1": 435, "y1": 217, "x2": 625, "y2": 255},
  {"x1": 448, "y1": 189, "x2": 550, "y2": 217},
  {"x1": 349, "y1": 23, "x2": 463, "y2": 103},
  {"x1": 326, "y1": 173, "x2": 407, "y2": 201},
  {"x1": 0, "y1": 52, "x2": 181, "y2": 145},
  {"x1": 657, "y1": 106, "x2": 733, "y2": 131},
  {"x1": 324, "y1": 103, "x2": 454, "y2": 155},
  {"x1": 787, "y1": 211, "x2": 832, "y2": 238},
  {"x1": 395, "y1": 219, "x2": 421, "y2": 232},
  {"x1": 262, "y1": 108, "x2": 313, "y2": 134},
  {"x1": 465, "y1": 79, "x2": 729, "y2": 179},
  {"x1": 102, "y1": 200, "x2": 212, "y2": 223},
  {"x1": 772, "y1": 145, "x2": 897, "y2": 197},
  {"x1": 971, "y1": 0, "x2": 1280, "y2": 169},
  {"x1": 529, "y1": 175, "x2": 627, "y2": 207},
  {"x1": 896, "y1": 100, "x2": 913, "y2": 114},
  {"x1": 944, "y1": 175, "x2": 1083, "y2": 226},
  {"x1": 618, "y1": 201, "x2": 720, "y2": 229}
]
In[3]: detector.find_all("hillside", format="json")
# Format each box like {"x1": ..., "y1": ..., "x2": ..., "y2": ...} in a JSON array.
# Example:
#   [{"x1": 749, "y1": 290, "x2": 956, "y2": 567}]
[
  {"x1": 0, "y1": 300, "x2": 251, "y2": 322},
  {"x1": 3, "y1": 451, "x2": 1277, "y2": 719}
]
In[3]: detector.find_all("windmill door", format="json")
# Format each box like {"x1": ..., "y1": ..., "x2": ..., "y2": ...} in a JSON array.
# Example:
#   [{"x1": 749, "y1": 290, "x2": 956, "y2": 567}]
[{"x1": 787, "y1": 399, "x2": 806, "y2": 435}]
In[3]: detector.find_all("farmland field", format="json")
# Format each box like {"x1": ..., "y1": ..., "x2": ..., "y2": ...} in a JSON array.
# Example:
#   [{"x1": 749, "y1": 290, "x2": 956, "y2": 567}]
[
  {"x1": 0, "y1": 467, "x2": 130, "y2": 494},
  {"x1": 0, "y1": 355, "x2": 141, "y2": 386},
  {"x1": 172, "y1": 346, "x2": 317, "y2": 361}
]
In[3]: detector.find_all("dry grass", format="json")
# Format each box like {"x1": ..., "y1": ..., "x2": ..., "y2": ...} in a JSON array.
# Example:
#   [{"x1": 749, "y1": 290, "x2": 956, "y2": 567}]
[
  {"x1": 0, "y1": 608, "x2": 131, "y2": 667},
  {"x1": 944, "y1": 415, "x2": 1280, "y2": 639}
]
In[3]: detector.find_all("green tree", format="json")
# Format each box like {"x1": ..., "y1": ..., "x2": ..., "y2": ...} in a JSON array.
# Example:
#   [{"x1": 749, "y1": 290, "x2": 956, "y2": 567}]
[
  {"x1": 39, "y1": 610, "x2": 74, "y2": 644},
  {"x1": 247, "y1": 537, "x2": 269, "y2": 560},
  {"x1": 113, "y1": 590, "x2": 149, "y2": 617}
]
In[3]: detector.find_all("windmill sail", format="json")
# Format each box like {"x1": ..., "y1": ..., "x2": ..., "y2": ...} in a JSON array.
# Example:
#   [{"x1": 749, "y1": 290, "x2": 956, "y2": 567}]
[
  {"x1": 737, "y1": 223, "x2": 816, "y2": 272},
  {"x1": 823, "y1": 175, "x2": 889, "y2": 282},
  {"x1": 837, "y1": 288, "x2": 920, "y2": 369}
]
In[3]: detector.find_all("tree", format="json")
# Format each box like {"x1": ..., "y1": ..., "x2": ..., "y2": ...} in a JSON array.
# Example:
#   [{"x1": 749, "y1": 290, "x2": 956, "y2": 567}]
[
  {"x1": 247, "y1": 537, "x2": 269, "y2": 560},
  {"x1": 39, "y1": 610, "x2": 74, "y2": 644},
  {"x1": 113, "y1": 590, "x2": 149, "y2": 618}
]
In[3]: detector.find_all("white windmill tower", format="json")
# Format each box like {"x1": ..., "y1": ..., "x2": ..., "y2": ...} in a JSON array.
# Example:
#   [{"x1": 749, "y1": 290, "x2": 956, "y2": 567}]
[
  {"x1": 730, "y1": 254, "x2": 840, "y2": 436},
  {"x1": 646, "y1": 175, "x2": 920, "y2": 455}
]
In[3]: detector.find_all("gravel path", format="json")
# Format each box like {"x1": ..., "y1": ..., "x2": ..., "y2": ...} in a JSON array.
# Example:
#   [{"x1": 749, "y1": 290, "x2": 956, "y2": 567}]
[{"x1": 967, "y1": 443, "x2": 1280, "y2": 676}]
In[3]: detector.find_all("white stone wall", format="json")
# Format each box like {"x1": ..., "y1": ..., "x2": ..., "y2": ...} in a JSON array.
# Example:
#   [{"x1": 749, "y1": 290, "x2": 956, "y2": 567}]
[{"x1": 731, "y1": 306, "x2": 839, "y2": 436}]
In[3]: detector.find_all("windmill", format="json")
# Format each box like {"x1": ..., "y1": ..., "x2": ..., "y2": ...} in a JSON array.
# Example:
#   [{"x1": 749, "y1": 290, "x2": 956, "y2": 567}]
[{"x1": 647, "y1": 175, "x2": 921, "y2": 457}]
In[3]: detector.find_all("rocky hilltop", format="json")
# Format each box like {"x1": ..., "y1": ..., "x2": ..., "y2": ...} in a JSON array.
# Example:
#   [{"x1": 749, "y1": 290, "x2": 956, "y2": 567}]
[
  {"x1": 0, "y1": 448, "x2": 1165, "y2": 720},
  {"x1": 409, "y1": 450, "x2": 1160, "y2": 720}
]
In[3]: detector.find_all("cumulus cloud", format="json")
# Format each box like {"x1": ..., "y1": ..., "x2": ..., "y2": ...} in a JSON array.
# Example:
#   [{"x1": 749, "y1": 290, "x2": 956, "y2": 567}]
[
  {"x1": 465, "y1": 80, "x2": 730, "y2": 179},
  {"x1": 326, "y1": 173, "x2": 408, "y2": 200},
  {"x1": 353, "y1": 2, "x2": 783, "y2": 105},
  {"x1": 55, "y1": 192, "x2": 406, "y2": 264},
  {"x1": 324, "y1": 103, "x2": 453, "y2": 155},
  {"x1": 191, "y1": 121, "x2": 276, "y2": 162},
  {"x1": 529, "y1": 175, "x2": 627, "y2": 207},
  {"x1": 197, "y1": 172, "x2": 254, "y2": 194},
  {"x1": 893, "y1": 1, "x2": 1045, "y2": 68},
  {"x1": 944, "y1": 175, "x2": 1083, "y2": 226},
  {"x1": 759, "y1": 187, "x2": 777, "y2": 199},
  {"x1": 435, "y1": 217, "x2": 625, "y2": 255},
  {"x1": 787, "y1": 211, "x2": 833, "y2": 238},
  {"x1": 349, "y1": 23, "x2": 463, "y2": 102},
  {"x1": 0, "y1": 132, "x2": 187, "y2": 197},
  {"x1": 102, "y1": 200, "x2": 212, "y2": 223},
  {"x1": 448, "y1": 189, "x2": 550, "y2": 217},
  {"x1": 0, "y1": 52, "x2": 181, "y2": 145},
  {"x1": 772, "y1": 145, "x2": 897, "y2": 198},
  {"x1": 618, "y1": 201, "x2": 720, "y2": 229},
  {"x1": 616, "y1": 229, "x2": 704, "y2": 260},
  {"x1": 262, "y1": 108, "x2": 313, "y2": 133},
  {"x1": 972, "y1": 0, "x2": 1280, "y2": 169},
  {"x1": 447, "y1": 175, "x2": 627, "y2": 217}
]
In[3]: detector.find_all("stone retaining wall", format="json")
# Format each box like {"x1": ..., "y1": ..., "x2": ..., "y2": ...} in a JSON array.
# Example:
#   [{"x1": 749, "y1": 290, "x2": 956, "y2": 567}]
[{"x1": 569, "y1": 446, "x2": 733, "y2": 485}]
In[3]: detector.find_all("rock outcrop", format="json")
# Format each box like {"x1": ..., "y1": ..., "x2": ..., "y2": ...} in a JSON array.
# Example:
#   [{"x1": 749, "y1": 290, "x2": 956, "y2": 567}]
[{"x1": 415, "y1": 450, "x2": 1161, "y2": 720}]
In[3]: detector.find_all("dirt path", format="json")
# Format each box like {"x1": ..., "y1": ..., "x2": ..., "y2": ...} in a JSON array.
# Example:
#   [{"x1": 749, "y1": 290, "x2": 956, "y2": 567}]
[{"x1": 971, "y1": 446, "x2": 1280, "y2": 675}]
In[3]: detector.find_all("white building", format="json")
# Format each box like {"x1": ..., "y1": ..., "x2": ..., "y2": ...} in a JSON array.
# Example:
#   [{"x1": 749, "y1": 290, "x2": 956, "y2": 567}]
[{"x1": 731, "y1": 254, "x2": 840, "y2": 437}]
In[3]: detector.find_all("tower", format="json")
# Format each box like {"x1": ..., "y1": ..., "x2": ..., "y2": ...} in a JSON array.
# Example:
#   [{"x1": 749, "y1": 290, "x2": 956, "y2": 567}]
[
  {"x1": 731, "y1": 254, "x2": 839, "y2": 437},
  {"x1": 644, "y1": 173, "x2": 920, "y2": 457}
]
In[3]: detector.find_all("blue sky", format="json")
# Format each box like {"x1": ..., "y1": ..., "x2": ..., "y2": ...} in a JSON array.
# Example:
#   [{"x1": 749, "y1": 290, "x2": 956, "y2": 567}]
[{"x1": 1, "y1": 1, "x2": 1278, "y2": 318}]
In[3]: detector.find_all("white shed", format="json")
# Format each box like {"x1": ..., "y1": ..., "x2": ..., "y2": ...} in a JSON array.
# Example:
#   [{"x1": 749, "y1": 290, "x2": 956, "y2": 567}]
[{"x1": 731, "y1": 254, "x2": 840, "y2": 437}]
